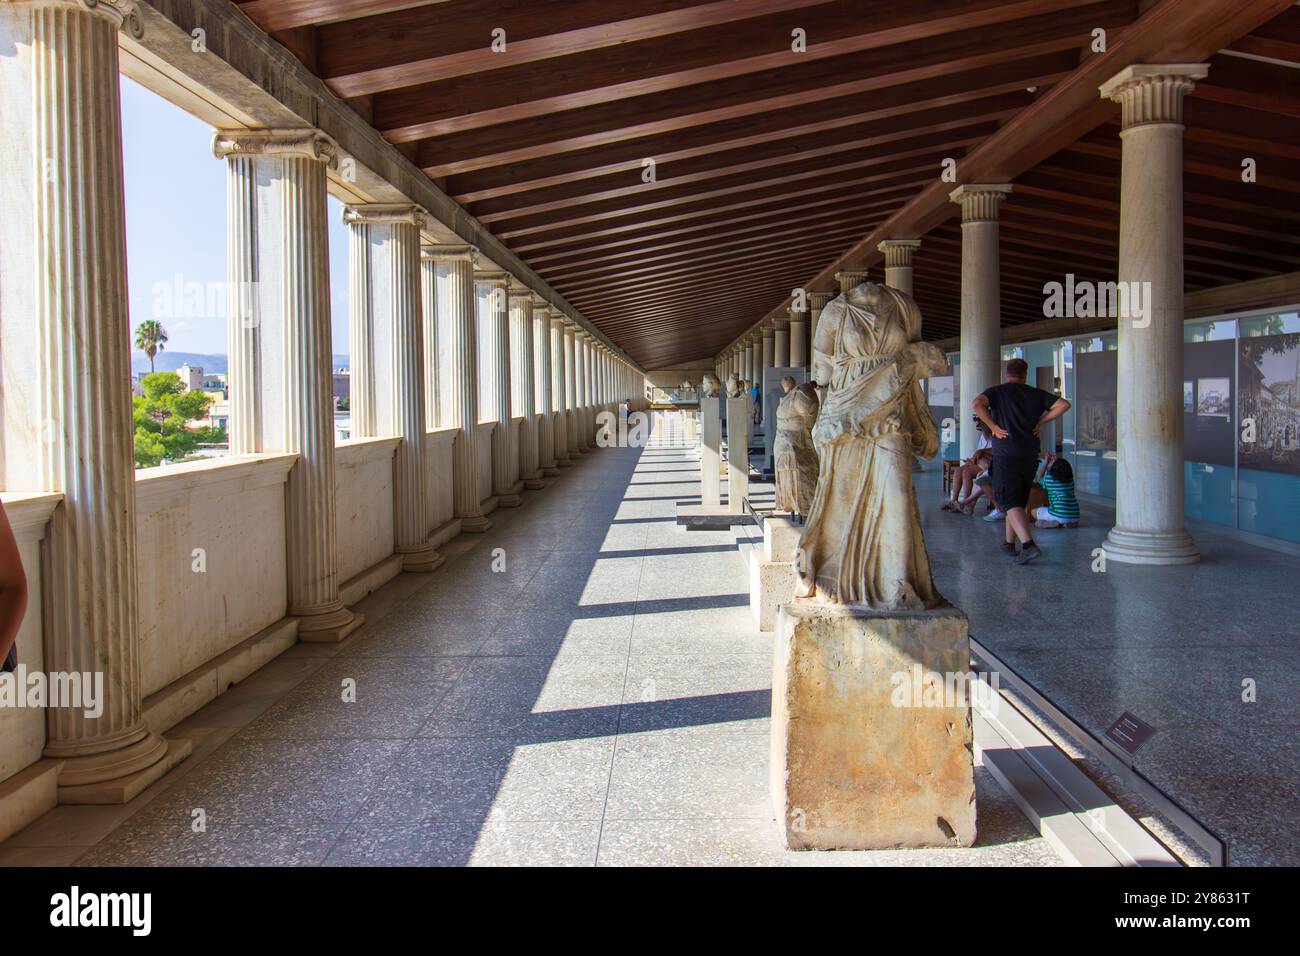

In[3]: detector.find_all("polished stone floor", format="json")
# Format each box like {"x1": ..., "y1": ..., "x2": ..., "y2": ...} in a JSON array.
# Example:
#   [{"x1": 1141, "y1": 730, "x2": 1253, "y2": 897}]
[
  {"x1": 913, "y1": 468, "x2": 1300, "y2": 866},
  {"x1": 1, "y1": 432, "x2": 1058, "y2": 867}
]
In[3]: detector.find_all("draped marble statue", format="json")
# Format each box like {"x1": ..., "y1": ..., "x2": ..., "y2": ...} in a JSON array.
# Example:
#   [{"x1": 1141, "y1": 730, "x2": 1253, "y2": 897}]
[
  {"x1": 794, "y1": 282, "x2": 950, "y2": 609},
  {"x1": 773, "y1": 378, "x2": 820, "y2": 519},
  {"x1": 702, "y1": 372, "x2": 721, "y2": 398}
]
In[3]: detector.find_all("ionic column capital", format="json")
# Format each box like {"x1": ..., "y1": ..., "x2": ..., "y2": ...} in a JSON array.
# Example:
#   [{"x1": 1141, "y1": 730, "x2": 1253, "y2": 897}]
[
  {"x1": 474, "y1": 269, "x2": 511, "y2": 286},
  {"x1": 1100, "y1": 64, "x2": 1209, "y2": 129},
  {"x1": 342, "y1": 203, "x2": 427, "y2": 228},
  {"x1": 948, "y1": 184, "x2": 1012, "y2": 222},
  {"x1": 835, "y1": 269, "x2": 869, "y2": 293},
  {"x1": 4, "y1": 0, "x2": 145, "y2": 35},
  {"x1": 213, "y1": 128, "x2": 338, "y2": 167},
  {"x1": 878, "y1": 238, "x2": 922, "y2": 267},
  {"x1": 422, "y1": 243, "x2": 479, "y2": 264},
  {"x1": 761, "y1": 325, "x2": 775, "y2": 339},
  {"x1": 808, "y1": 291, "x2": 834, "y2": 312},
  {"x1": 506, "y1": 280, "x2": 534, "y2": 303}
]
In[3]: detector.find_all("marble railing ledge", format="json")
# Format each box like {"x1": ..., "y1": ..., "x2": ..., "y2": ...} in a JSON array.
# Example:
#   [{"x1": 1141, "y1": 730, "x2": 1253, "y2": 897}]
[
  {"x1": 335, "y1": 435, "x2": 401, "y2": 466},
  {"x1": 135, "y1": 453, "x2": 298, "y2": 511},
  {"x1": 0, "y1": 491, "x2": 64, "y2": 540}
]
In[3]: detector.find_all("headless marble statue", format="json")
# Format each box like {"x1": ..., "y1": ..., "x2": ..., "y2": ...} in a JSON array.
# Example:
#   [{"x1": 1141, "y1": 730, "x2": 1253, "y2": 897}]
[
  {"x1": 773, "y1": 379, "x2": 820, "y2": 519},
  {"x1": 795, "y1": 282, "x2": 950, "y2": 609}
]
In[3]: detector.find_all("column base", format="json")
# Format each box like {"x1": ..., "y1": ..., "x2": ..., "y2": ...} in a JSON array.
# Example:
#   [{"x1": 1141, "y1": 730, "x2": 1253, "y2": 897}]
[
  {"x1": 496, "y1": 492, "x2": 523, "y2": 508},
  {"x1": 523, "y1": 473, "x2": 547, "y2": 490},
  {"x1": 557, "y1": 456, "x2": 575, "y2": 468},
  {"x1": 458, "y1": 514, "x2": 493, "y2": 533},
  {"x1": 542, "y1": 464, "x2": 560, "y2": 476},
  {"x1": 295, "y1": 603, "x2": 365, "y2": 643},
  {"x1": 400, "y1": 544, "x2": 447, "y2": 572},
  {"x1": 54, "y1": 732, "x2": 194, "y2": 805},
  {"x1": 1103, "y1": 526, "x2": 1200, "y2": 566}
]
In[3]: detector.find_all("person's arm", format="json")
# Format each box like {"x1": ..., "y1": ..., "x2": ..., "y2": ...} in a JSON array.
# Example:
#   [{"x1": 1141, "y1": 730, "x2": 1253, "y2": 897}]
[
  {"x1": 972, "y1": 393, "x2": 1008, "y2": 440},
  {"x1": 1036, "y1": 453, "x2": 1054, "y2": 482},
  {"x1": 0, "y1": 501, "x2": 28, "y2": 663},
  {"x1": 1033, "y1": 396, "x2": 1071, "y2": 436}
]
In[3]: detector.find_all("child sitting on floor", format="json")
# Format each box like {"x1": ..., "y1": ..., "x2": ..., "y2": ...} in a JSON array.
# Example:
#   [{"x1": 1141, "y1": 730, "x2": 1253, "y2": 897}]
[{"x1": 1032, "y1": 453, "x2": 1080, "y2": 528}]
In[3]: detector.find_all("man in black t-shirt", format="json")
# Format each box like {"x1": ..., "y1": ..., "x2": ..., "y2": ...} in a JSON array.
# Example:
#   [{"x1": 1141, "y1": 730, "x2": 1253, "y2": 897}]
[{"x1": 972, "y1": 358, "x2": 1071, "y2": 564}]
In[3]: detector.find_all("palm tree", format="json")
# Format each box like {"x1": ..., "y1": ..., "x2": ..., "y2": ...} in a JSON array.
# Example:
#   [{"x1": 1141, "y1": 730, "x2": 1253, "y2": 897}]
[{"x1": 134, "y1": 320, "x2": 168, "y2": 374}]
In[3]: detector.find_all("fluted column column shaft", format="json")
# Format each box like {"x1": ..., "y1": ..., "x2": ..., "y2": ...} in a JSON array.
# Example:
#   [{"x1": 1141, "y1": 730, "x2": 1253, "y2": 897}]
[
  {"x1": 476, "y1": 272, "x2": 520, "y2": 506},
  {"x1": 0, "y1": 0, "x2": 177, "y2": 796},
  {"x1": 347, "y1": 221, "x2": 377, "y2": 437},
  {"x1": 565, "y1": 323, "x2": 581, "y2": 454},
  {"x1": 535, "y1": 304, "x2": 557, "y2": 474},
  {"x1": 428, "y1": 247, "x2": 491, "y2": 531},
  {"x1": 344, "y1": 205, "x2": 442, "y2": 568},
  {"x1": 512, "y1": 289, "x2": 543, "y2": 488},
  {"x1": 420, "y1": 252, "x2": 440, "y2": 428},
  {"x1": 550, "y1": 315, "x2": 572, "y2": 465}
]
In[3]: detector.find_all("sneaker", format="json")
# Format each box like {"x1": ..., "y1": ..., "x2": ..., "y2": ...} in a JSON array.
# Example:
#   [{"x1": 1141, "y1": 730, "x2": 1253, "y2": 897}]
[
  {"x1": 983, "y1": 509, "x2": 1006, "y2": 522},
  {"x1": 1036, "y1": 518, "x2": 1063, "y2": 529},
  {"x1": 1015, "y1": 542, "x2": 1042, "y2": 564},
  {"x1": 1000, "y1": 541, "x2": 1018, "y2": 557}
]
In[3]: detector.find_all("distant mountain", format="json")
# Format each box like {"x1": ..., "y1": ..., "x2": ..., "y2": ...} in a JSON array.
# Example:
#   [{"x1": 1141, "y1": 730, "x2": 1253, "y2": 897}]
[{"x1": 131, "y1": 352, "x2": 349, "y2": 375}]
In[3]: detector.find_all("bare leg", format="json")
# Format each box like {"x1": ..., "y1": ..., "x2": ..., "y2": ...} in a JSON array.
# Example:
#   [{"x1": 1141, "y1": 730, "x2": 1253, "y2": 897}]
[{"x1": 1006, "y1": 507, "x2": 1034, "y2": 545}]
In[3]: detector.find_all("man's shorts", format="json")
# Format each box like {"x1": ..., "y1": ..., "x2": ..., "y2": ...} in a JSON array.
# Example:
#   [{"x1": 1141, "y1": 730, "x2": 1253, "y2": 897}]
[{"x1": 991, "y1": 455, "x2": 1038, "y2": 509}]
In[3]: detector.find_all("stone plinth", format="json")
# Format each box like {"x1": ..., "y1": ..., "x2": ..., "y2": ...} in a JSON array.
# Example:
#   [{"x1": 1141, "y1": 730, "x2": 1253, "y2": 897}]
[
  {"x1": 699, "y1": 396, "x2": 721, "y2": 507},
  {"x1": 764, "y1": 514, "x2": 802, "y2": 563},
  {"x1": 770, "y1": 602, "x2": 976, "y2": 850},
  {"x1": 748, "y1": 515, "x2": 801, "y2": 631},
  {"x1": 725, "y1": 396, "x2": 750, "y2": 513}
]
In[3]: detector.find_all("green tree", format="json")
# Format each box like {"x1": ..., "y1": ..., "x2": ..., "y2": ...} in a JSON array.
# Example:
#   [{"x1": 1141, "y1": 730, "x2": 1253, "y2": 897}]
[
  {"x1": 133, "y1": 320, "x2": 169, "y2": 374},
  {"x1": 133, "y1": 372, "x2": 224, "y2": 468}
]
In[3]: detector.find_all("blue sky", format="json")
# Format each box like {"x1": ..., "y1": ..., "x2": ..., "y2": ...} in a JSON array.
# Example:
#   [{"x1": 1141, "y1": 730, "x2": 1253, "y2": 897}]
[{"x1": 121, "y1": 76, "x2": 350, "y2": 356}]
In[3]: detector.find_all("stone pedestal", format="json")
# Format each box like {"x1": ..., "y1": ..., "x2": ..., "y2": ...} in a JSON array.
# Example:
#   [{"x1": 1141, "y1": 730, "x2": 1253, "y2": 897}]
[
  {"x1": 725, "y1": 396, "x2": 750, "y2": 513},
  {"x1": 770, "y1": 602, "x2": 976, "y2": 850},
  {"x1": 748, "y1": 516, "x2": 801, "y2": 632},
  {"x1": 699, "y1": 396, "x2": 722, "y2": 507}
]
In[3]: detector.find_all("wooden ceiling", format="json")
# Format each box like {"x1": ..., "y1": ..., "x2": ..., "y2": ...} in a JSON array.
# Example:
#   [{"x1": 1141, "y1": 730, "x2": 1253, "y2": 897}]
[{"x1": 235, "y1": 0, "x2": 1300, "y2": 368}]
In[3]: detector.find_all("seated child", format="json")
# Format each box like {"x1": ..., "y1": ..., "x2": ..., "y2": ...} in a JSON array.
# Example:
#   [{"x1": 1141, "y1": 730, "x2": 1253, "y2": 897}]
[{"x1": 1033, "y1": 453, "x2": 1080, "y2": 528}]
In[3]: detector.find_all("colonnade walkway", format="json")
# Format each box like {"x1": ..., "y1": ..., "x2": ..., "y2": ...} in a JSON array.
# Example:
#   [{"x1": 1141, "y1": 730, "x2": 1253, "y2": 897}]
[
  {"x1": 1, "y1": 429, "x2": 1056, "y2": 867},
  {"x1": 914, "y1": 471, "x2": 1299, "y2": 867}
]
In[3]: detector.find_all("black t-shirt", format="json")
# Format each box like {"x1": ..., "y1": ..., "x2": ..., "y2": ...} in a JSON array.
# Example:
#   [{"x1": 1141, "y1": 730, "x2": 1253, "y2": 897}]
[{"x1": 979, "y1": 382, "x2": 1058, "y2": 459}]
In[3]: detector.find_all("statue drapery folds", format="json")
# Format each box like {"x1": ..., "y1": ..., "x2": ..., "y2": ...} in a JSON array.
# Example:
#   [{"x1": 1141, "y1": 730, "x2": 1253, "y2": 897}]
[{"x1": 795, "y1": 282, "x2": 949, "y2": 610}]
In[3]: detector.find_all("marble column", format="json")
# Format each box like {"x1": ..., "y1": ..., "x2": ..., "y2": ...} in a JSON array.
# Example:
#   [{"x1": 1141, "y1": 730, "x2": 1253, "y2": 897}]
[
  {"x1": 774, "y1": 319, "x2": 790, "y2": 367},
  {"x1": 1100, "y1": 65, "x2": 1206, "y2": 566},
  {"x1": 511, "y1": 284, "x2": 544, "y2": 489},
  {"x1": 762, "y1": 325, "x2": 775, "y2": 372},
  {"x1": 475, "y1": 271, "x2": 521, "y2": 507},
  {"x1": 565, "y1": 321, "x2": 582, "y2": 455},
  {"x1": 551, "y1": 312, "x2": 573, "y2": 466},
  {"x1": 949, "y1": 183, "x2": 1012, "y2": 460},
  {"x1": 420, "y1": 248, "x2": 441, "y2": 428},
  {"x1": 0, "y1": 0, "x2": 187, "y2": 801},
  {"x1": 574, "y1": 330, "x2": 590, "y2": 451},
  {"x1": 534, "y1": 299, "x2": 559, "y2": 476},
  {"x1": 879, "y1": 239, "x2": 922, "y2": 297},
  {"x1": 426, "y1": 245, "x2": 491, "y2": 531},
  {"x1": 344, "y1": 204, "x2": 444, "y2": 569},
  {"x1": 217, "y1": 131, "x2": 363, "y2": 638},
  {"x1": 750, "y1": 331, "x2": 764, "y2": 385}
]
